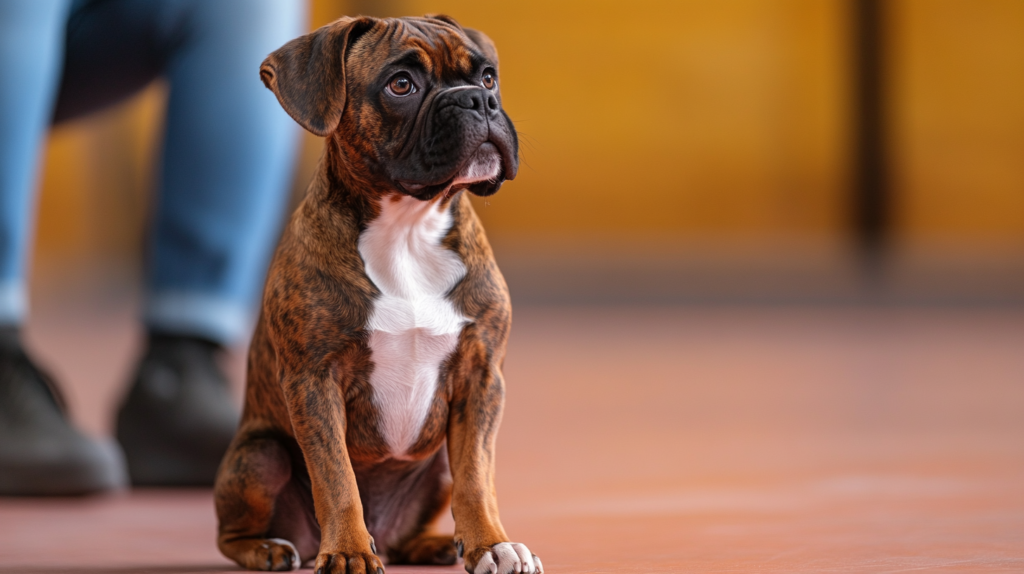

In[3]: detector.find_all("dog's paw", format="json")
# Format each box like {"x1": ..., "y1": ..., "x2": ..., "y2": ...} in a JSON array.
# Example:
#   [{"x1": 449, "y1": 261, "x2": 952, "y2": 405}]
[
  {"x1": 257, "y1": 538, "x2": 301, "y2": 571},
  {"x1": 465, "y1": 542, "x2": 542, "y2": 574},
  {"x1": 314, "y1": 549, "x2": 385, "y2": 574}
]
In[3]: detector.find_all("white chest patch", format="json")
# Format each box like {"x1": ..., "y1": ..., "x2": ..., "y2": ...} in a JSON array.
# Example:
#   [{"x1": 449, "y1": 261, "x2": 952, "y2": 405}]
[{"x1": 358, "y1": 195, "x2": 468, "y2": 456}]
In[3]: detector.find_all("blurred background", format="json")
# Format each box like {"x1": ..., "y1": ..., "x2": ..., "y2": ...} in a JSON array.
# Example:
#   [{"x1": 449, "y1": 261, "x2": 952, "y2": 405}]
[
  {"x1": 6, "y1": 2, "x2": 1024, "y2": 571},
  {"x1": 32, "y1": 0, "x2": 1024, "y2": 306}
]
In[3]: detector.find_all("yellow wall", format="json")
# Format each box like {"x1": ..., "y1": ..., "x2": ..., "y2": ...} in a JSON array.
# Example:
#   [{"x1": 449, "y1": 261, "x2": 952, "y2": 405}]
[
  {"x1": 29, "y1": 0, "x2": 1024, "y2": 270},
  {"x1": 889, "y1": 0, "x2": 1024, "y2": 239}
]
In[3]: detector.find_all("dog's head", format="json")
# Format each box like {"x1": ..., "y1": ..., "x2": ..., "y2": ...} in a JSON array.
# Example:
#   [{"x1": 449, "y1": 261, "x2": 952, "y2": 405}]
[{"x1": 261, "y1": 15, "x2": 518, "y2": 200}]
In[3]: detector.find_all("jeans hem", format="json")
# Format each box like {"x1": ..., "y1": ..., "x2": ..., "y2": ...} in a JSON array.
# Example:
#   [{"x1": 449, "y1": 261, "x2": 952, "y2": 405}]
[{"x1": 144, "y1": 291, "x2": 252, "y2": 346}]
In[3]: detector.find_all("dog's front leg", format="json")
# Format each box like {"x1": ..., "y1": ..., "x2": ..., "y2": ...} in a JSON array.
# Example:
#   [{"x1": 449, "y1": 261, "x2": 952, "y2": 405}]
[
  {"x1": 448, "y1": 364, "x2": 542, "y2": 574},
  {"x1": 281, "y1": 366, "x2": 382, "y2": 574}
]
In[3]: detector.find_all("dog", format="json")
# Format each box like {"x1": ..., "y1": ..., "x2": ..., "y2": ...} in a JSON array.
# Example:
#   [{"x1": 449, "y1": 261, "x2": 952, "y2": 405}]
[{"x1": 213, "y1": 15, "x2": 540, "y2": 574}]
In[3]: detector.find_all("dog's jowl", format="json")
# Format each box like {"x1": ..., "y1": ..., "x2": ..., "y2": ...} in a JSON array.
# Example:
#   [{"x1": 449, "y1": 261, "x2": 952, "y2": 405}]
[{"x1": 213, "y1": 15, "x2": 540, "y2": 574}]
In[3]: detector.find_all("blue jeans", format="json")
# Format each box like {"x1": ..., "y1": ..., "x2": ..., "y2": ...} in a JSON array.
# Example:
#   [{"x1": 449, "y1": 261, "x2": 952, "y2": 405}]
[{"x1": 0, "y1": 0, "x2": 306, "y2": 344}]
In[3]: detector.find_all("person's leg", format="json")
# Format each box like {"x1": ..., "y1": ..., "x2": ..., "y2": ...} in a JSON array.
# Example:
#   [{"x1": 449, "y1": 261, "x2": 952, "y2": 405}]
[
  {"x1": 0, "y1": 0, "x2": 128, "y2": 495},
  {"x1": 52, "y1": 0, "x2": 305, "y2": 486},
  {"x1": 53, "y1": 0, "x2": 305, "y2": 345},
  {"x1": 144, "y1": 0, "x2": 305, "y2": 345},
  {"x1": 118, "y1": 0, "x2": 305, "y2": 485},
  {"x1": 0, "y1": 1, "x2": 68, "y2": 324}
]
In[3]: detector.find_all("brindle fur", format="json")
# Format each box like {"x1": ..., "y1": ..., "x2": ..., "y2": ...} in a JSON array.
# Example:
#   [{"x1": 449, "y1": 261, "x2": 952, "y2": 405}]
[{"x1": 214, "y1": 15, "x2": 528, "y2": 574}]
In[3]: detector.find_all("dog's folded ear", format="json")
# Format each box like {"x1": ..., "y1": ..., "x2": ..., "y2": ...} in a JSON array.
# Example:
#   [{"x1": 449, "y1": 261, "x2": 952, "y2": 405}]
[{"x1": 260, "y1": 17, "x2": 375, "y2": 137}]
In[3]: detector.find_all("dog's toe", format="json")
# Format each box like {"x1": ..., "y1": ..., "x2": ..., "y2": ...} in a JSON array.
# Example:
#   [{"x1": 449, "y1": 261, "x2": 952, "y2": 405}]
[
  {"x1": 263, "y1": 538, "x2": 301, "y2": 571},
  {"x1": 469, "y1": 542, "x2": 539, "y2": 574}
]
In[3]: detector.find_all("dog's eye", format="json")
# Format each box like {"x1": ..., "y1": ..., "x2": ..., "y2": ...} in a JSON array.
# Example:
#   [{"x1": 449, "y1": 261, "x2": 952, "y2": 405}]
[
  {"x1": 481, "y1": 70, "x2": 496, "y2": 90},
  {"x1": 387, "y1": 74, "x2": 416, "y2": 97}
]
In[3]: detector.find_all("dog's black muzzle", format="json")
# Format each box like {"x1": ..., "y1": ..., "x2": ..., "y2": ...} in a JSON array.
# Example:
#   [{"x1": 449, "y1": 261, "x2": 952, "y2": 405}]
[{"x1": 391, "y1": 86, "x2": 518, "y2": 200}]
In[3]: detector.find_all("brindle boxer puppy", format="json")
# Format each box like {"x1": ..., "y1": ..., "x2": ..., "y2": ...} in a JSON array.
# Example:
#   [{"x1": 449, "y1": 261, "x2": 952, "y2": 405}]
[{"x1": 213, "y1": 15, "x2": 540, "y2": 574}]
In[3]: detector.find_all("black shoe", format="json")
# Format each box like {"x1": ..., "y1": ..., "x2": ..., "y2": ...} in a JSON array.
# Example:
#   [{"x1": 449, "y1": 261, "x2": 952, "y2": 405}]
[
  {"x1": 116, "y1": 333, "x2": 240, "y2": 486},
  {"x1": 0, "y1": 329, "x2": 128, "y2": 495}
]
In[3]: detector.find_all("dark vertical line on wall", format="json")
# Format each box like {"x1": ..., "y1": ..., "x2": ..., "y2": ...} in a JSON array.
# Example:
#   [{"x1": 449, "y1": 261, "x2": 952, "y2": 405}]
[{"x1": 852, "y1": 0, "x2": 888, "y2": 265}]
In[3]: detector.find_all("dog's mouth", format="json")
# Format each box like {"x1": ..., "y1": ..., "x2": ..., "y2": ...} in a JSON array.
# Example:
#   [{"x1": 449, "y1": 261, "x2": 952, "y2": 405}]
[{"x1": 398, "y1": 142, "x2": 507, "y2": 200}]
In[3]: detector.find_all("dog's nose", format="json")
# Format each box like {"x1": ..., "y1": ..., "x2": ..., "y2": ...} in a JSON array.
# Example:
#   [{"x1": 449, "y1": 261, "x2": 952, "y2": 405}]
[
  {"x1": 452, "y1": 89, "x2": 484, "y2": 113},
  {"x1": 450, "y1": 88, "x2": 499, "y2": 119}
]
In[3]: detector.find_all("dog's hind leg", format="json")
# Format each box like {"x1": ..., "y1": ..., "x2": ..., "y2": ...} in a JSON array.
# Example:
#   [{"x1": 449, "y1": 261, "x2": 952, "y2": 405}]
[{"x1": 215, "y1": 431, "x2": 304, "y2": 571}]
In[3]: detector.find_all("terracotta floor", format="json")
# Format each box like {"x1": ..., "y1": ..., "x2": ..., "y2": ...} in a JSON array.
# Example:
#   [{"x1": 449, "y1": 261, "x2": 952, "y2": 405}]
[{"x1": 2, "y1": 305, "x2": 1023, "y2": 573}]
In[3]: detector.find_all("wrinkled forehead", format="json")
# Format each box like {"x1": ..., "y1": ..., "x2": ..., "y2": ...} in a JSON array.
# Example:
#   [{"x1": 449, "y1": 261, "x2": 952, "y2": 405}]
[{"x1": 347, "y1": 18, "x2": 487, "y2": 82}]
